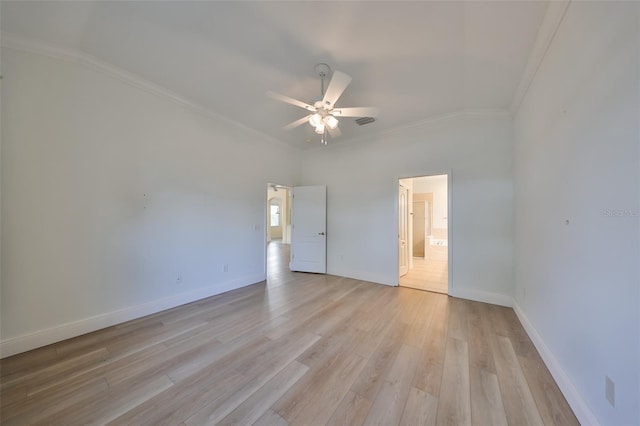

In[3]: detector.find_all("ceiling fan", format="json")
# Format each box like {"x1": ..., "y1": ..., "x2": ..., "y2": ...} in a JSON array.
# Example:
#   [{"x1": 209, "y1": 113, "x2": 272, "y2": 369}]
[{"x1": 267, "y1": 63, "x2": 379, "y2": 145}]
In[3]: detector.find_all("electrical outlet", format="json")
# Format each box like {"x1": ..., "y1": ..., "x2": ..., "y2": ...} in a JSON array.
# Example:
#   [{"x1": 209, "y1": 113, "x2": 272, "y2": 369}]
[
  {"x1": 223, "y1": 264, "x2": 229, "y2": 273},
  {"x1": 605, "y1": 376, "x2": 615, "y2": 407}
]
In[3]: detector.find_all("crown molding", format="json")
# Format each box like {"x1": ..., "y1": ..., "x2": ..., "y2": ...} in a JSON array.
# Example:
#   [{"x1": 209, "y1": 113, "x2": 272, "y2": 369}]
[
  {"x1": 510, "y1": 1, "x2": 571, "y2": 115},
  {"x1": 305, "y1": 108, "x2": 512, "y2": 152},
  {"x1": 1, "y1": 33, "x2": 296, "y2": 152},
  {"x1": 1, "y1": 33, "x2": 511, "y2": 153},
  {"x1": 383, "y1": 108, "x2": 512, "y2": 139}
]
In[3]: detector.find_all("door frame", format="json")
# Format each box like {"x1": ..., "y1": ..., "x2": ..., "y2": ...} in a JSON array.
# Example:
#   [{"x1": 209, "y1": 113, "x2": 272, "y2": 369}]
[
  {"x1": 396, "y1": 172, "x2": 452, "y2": 295},
  {"x1": 398, "y1": 182, "x2": 410, "y2": 277}
]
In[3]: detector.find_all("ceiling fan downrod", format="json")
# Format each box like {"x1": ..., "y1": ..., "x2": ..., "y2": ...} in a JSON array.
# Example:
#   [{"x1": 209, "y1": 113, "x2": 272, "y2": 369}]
[
  {"x1": 310, "y1": 63, "x2": 339, "y2": 141},
  {"x1": 315, "y1": 63, "x2": 330, "y2": 98},
  {"x1": 318, "y1": 68, "x2": 331, "y2": 146}
]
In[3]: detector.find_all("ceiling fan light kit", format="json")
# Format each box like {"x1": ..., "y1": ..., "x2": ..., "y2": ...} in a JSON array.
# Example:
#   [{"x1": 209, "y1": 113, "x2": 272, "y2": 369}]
[
  {"x1": 309, "y1": 108, "x2": 339, "y2": 134},
  {"x1": 267, "y1": 63, "x2": 379, "y2": 146}
]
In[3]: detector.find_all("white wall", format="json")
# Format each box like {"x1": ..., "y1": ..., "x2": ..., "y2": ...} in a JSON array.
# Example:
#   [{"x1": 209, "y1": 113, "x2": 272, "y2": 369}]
[
  {"x1": 300, "y1": 113, "x2": 514, "y2": 306},
  {"x1": 413, "y1": 174, "x2": 448, "y2": 230},
  {"x1": 1, "y1": 47, "x2": 299, "y2": 357},
  {"x1": 513, "y1": 2, "x2": 639, "y2": 425}
]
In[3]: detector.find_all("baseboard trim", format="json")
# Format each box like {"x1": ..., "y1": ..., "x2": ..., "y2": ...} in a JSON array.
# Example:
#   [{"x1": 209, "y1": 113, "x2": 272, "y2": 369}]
[
  {"x1": 449, "y1": 287, "x2": 513, "y2": 307},
  {"x1": 512, "y1": 300, "x2": 600, "y2": 426},
  {"x1": 0, "y1": 274, "x2": 265, "y2": 359}
]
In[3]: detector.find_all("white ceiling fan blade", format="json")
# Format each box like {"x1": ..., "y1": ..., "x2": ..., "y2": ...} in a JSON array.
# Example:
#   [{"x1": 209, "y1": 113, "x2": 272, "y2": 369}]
[
  {"x1": 267, "y1": 91, "x2": 316, "y2": 112},
  {"x1": 283, "y1": 115, "x2": 312, "y2": 130},
  {"x1": 332, "y1": 107, "x2": 379, "y2": 118},
  {"x1": 322, "y1": 71, "x2": 352, "y2": 108},
  {"x1": 328, "y1": 126, "x2": 342, "y2": 138}
]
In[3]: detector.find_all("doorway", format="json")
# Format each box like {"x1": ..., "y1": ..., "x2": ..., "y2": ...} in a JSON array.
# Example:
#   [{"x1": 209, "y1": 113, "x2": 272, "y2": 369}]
[
  {"x1": 266, "y1": 183, "x2": 292, "y2": 283},
  {"x1": 398, "y1": 174, "x2": 449, "y2": 294}
]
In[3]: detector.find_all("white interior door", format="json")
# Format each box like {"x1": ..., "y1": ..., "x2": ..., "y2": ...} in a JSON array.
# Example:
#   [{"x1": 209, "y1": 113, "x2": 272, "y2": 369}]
[
  {"x1": 290, "y1": 185, "x2": 326, "y2": 273},
  {"x1": 399, "y1": 184, "x2": 409, "y2": 277}
]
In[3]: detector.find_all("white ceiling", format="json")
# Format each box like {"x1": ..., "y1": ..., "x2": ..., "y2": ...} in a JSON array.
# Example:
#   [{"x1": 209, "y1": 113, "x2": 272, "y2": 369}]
[{"x1": 2, "y1": 1, "x2": 549, "y2": 148}]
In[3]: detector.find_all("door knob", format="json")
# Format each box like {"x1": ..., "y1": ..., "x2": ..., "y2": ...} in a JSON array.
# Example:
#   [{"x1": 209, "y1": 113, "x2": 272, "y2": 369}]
[{"x1": 318, "y1": 232, "x2": 325, "y2": 235}]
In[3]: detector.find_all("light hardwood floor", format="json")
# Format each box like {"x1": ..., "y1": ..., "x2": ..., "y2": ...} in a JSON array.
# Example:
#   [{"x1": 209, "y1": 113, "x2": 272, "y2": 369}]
[
  {"x1": 1, "y1": 241, "x2": 577, "y2": 425},
  {"x1": 400, "y1": 244, "x2": 448, "y2": 294}
]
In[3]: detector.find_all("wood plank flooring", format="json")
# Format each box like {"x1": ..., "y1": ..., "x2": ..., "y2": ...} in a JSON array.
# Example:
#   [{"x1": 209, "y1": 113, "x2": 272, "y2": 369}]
[{"x1": 0, "y1": 242, "x2": 578, "y2": 425}]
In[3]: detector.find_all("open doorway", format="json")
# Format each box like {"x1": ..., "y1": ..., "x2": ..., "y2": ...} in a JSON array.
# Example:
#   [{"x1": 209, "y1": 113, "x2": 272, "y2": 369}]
[
  {"x1": 266, "y1": 183, "x2": 292, "y2": 283},
  {"x1": 398, "y1": 174, "x2": 449, "y2": 294}
]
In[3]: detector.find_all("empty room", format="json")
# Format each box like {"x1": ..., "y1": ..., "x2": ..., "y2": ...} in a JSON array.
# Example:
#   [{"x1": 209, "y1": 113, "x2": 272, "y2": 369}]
[{"x1": 1, "y1": 1, "x2": 638, "y2": 425}]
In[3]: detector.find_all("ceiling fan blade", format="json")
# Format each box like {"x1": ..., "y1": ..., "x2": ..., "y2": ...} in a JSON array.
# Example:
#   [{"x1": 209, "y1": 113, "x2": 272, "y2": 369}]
[
  {"x1": 322, "y1": 71, "x2": 352, "y2": 108},
  {"x1": 332, "y1": 107, "x2": 379, "y2": 118},
  {"x1": 283, "y1": 115, "x2": 312, "y2": 130},
  {"x1": 267, "y1": 91, "x2": 316, "y2": 112},
  {"x1": 328, "y1": 126, "x2": 342, "y2": 138}
]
